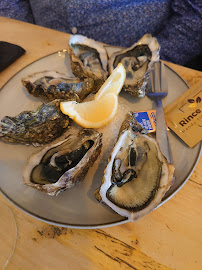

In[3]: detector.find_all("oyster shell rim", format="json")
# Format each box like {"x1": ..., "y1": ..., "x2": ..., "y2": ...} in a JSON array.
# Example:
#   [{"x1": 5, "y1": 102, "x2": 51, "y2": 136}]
[
  {"x1": 23, "y1": 129, "x2": 103, "y2": 196},
  {"x1": 108, "y1": 34, "x2": 160, "y2": 97},
  {"x1": 0, "y1": 99, "x2": 70, "y2": 145},
  {"x1": 21, "y1": 70, "x2": 95, "y2": 102},
  {"x1": 98, "y1": 112, "x2": 174, "y2": 221},
  {"x1": 67, "y1": 34, "x2": 109, "y2": 81}
]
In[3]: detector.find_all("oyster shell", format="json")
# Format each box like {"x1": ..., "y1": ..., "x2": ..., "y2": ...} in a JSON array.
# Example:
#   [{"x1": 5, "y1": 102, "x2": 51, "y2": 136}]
[
  {"x1": 22, "y1": 71, "x2": 94, "y2": 102},
  {"x1": 0, "y1": 100, "x2": 69, "y2": 145},
  {"x1": 23, "y1": 128, "x2": 102, "y2": 195},
  {"x1": 67, "y1": 35, "x2": 108, "y2": 90},
  {"x1": 96, "y1": 112, "x2": 174, "y2": 221},
  {"x1": 108, "y1": 34, "x2": 160, "y2": 98}
]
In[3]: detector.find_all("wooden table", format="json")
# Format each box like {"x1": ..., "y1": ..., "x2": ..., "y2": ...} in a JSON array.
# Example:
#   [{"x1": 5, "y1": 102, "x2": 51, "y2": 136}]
[{"x1": 0, "y1": 17, "x2": 201, "y2": 270}]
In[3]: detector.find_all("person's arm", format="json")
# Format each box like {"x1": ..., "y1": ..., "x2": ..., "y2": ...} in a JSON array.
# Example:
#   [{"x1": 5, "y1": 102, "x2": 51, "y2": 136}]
[
  {"x1": 0, "y1": 0, "x2": 34, "y2": 24},
  {"x1": 156, "y1": 0, "x2": 202, "y2": 65}
]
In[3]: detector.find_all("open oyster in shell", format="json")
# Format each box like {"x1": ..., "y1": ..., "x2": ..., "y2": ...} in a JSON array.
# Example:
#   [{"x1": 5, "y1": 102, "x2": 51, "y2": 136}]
[
  {"x1": 0, "y1": 100, "x2": 69, "y2": 145},
  {"x1": 23, "y1": 128, "x2": 102, "y2": 196},
  {"x1": 67, "y1": 35, "x2": 108, "y2": 90},
  {"x1": 108, "y1": 34, "x2": 160, "y2": 98},
  {"x1": 95, "y1": 112, "x2": 174, "y2": 221},
  {"x1": 22, "y1": 71, "x2": 94, "y2": 102}
]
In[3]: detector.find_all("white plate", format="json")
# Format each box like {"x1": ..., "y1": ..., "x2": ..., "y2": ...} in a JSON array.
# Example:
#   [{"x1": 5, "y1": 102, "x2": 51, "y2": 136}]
[{"x1": 0, "y1": 49, "x2": 201, "y2": 229}]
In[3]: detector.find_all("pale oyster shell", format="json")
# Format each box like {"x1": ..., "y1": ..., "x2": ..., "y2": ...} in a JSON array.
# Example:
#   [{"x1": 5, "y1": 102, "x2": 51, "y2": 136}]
[
  {"x1": 23, "y1": 128, "x2": 102, "y2": 195},
  {"x1": 67, "y1": 34, "x2": 108, "y2": 90},
  {"x1": 96, "y1": 112, "x2": 174, "y2": 221},
  {"x1": 22, "y1": 70, "x2": 94, "y2": 102},
  {"x1": 108, "y1": 34, "x2": 160, "y2": 98}
]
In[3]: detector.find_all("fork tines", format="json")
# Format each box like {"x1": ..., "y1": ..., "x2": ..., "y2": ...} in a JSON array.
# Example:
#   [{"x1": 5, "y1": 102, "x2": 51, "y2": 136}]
[{"x1": 150, "y1": 61, "x2": 168, "y2": 94}]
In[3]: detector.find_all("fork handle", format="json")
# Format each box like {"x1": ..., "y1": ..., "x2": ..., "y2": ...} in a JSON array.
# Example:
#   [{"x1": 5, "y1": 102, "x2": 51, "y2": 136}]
[{"x1": 156, "y1": 99, "x2": 173, "y2": 164}]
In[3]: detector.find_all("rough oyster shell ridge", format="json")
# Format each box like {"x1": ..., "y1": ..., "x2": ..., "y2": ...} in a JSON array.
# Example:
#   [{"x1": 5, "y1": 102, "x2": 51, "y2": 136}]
[
  {"x1": 23, "y1": 128, "x2": 102, "y2": 196},
  {"x1": 67, "y1": 34, "x2": 108, "y2": 91},
  {"x1": 21, "y1": 70, "x2": 94, "y2": 102},
  {"x1": 0, "y1": 99, "x2": 69, "y2": 145}
]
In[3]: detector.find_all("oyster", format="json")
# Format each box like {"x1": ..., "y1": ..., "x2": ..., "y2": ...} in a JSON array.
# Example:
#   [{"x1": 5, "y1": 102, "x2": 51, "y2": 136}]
[
  {"x1": 23, "y1": 128, "x2": 102, "y2": 195},
  {"x1": 67, "y1": 35, "x2": 108, "y2": 90},
  {"x1": 0, "y1": 100, "x2": 69, "y2": 145},
  {"x1": 108, "y1": 34, "x2": 160, "y2": 98},
  {"x1": 96, "y1": 112, "x2": 174, "y2": 221},
  {"x1": 22, "y1": 71, "x2": 94, "y2": 102}
]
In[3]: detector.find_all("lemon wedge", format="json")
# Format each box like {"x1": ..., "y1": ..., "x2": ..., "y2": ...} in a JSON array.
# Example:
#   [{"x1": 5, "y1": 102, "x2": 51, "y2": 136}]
[
  {"x1": 60, "y1": 93, "x2": 118, "y2": 128},
  {"x1": 60, "y1": 63, "x2": 126, "y2": 128},
  {"x1": 95, "y1": 63, "x2": 126, "y2": 99}
]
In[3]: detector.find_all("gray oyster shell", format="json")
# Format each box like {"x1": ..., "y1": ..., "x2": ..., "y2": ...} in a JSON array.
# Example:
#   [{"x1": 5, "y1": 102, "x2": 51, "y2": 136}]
[
  {"x1": 108, "y1": 34, "x2": 160, "y2": 98},
  {"x1": 67, "y1": 35, "x2": 108, "y2": 91},
  {"x1": 96, "y1": 112, "x2": 174, "y2": 221},
  {"x1": 22, "y1": 71, "x2": 94, "y2": 102},
  {"x1": 0, "y1": 100, "x2": 69, "y2": 145},
  {"x1": 23, "y1": 128, "x2": 102, "y2": 196}
]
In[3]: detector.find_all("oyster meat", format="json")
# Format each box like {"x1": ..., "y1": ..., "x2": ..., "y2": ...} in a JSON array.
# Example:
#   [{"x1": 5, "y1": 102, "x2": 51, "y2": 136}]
[
  {"x1": 23, "y1": 128, "x2": 102, "y2": 195},
  {"x1": 108, "y1": 34, "x2": 160, "y2": 98},
  {"x1": 67, "y1": 35, "x2": 108, "y2": 90},
  {"x1": 22, "y1": 71, "x2": 94, "y2": 102},
  {"x1": 96, "y1": 112, "x2": 174, "y2": 221},
  {"x1": 0, "y1": 100, "x2": 69, "y2": 145}
]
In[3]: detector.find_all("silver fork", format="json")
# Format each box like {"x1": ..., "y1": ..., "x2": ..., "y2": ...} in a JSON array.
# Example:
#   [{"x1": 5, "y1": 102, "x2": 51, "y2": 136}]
[{"x1": 147, "y1": 61, "x2": 173, "y2": 165}]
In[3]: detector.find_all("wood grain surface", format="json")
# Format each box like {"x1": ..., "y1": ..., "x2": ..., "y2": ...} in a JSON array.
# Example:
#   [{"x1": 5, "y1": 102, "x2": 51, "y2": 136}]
[{"x1": 0, "y1": 17, "x2": 201, "y2": 270}]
